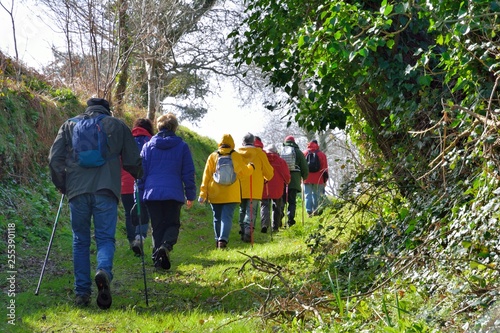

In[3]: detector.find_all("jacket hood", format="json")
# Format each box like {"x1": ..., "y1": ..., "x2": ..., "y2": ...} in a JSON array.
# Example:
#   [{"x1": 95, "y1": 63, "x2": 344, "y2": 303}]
[
  {"x1": 218, "y1": 134, "x2": 235, "y2": 154},
  {"x1": 266, "y1": 151, "x2": 281, "y2": 163},
  {"x1": 84, "y1": 105, "x2": 112, "y2": 117},
  {"x1": 238, "y1": 146, "x2": 258, "y2": 160},
  {"x1": 150, "y1": 130, "x2": 182, "y2": 150},
  {"x1": 283, "y1": 141, "x2": 299, "y2": 149},
  {"x1": 307, "y1": 141, "x2": 320, "y2": 151},
  {"x1": 132, "y1": 126, "x2": 152, "y2": 138}
]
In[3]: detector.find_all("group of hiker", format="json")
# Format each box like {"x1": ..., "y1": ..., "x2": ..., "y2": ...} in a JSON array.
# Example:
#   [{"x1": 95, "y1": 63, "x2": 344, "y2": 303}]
[{"x1": 47, "y1": 98, "x2": 329, "y2": 309}]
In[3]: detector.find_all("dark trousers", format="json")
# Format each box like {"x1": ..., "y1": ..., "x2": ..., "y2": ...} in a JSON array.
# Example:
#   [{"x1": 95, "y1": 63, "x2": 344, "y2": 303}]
[
  {"x1": 121, "y1": 193, "x2": 149, "y2": 242},
  {"x1": 282, "y1": 187, "x2": 298, "y2": 225},
  {"x1": 145, "y1": 200, "x2": 182, "y2": 261},
  {"x1": 261, "y1": 198, "x2": 283, "y2": 230}
]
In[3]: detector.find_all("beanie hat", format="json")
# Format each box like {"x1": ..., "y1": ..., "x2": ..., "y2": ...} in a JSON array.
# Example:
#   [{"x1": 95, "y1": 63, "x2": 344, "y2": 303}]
[
  {"x1": 243, "y1": 132, "x2": 255, "y2": 145},
  {"x1": 266, "y1": 144, "x2": 278, "y2": 153},
  {"x1": 254, "y1": 137, "x2": 264, "y2": 148},
  {"x1": 285, "y1": 135, "x2": 295, "y2": 142},
  {"x1": 87, "y1": 98, "x2": 110, "y2": 111}
]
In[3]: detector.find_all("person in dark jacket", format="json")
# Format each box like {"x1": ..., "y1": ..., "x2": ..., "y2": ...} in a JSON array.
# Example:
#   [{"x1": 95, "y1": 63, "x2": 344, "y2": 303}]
[
  {"x1": 141, "y1": 113, "x2": 196, "y2": 269},
  {"x1": 281, "y1": 135, "x2": 309, "y2": 227},
  {"x1": 49, "y1": 98, "x2": 143, "y2": 309},
  {"x1": 121, "y1": 118, "x2": 154, "y2": 255},
  {"x1": 303, "y1": 140, "x2": 329, "y2": 216},
  {"x1": 261, "y1": 144, "x2": 291, "y2": 232}
]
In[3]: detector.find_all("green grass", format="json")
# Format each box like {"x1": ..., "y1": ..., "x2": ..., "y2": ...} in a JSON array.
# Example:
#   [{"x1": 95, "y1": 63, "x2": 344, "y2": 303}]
[{"x1": 5, "y1": 198, "x2": 313, "y2": 333}]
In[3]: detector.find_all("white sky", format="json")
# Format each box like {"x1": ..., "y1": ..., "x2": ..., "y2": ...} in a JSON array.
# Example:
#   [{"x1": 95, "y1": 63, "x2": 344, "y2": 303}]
[{"x1": 0, "y1": 2, "x2": 268, "y2": 143}]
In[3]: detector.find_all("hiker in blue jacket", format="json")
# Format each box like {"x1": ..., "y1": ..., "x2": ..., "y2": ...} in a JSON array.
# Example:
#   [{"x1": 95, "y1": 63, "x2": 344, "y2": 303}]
[{"x1": 140, "y1": 113, "x2": 196, "y2": 270}]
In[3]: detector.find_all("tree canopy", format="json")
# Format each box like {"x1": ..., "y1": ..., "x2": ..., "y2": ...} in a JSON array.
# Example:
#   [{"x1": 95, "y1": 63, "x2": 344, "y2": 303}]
[{"x1": 231, "y1": 0, "x2": 500, "y2": 194}]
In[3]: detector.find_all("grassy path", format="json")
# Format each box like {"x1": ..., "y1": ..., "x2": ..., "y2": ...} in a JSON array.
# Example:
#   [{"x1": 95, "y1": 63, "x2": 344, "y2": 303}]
[{"x1": 8, "y1": 200, "x2": 311, "y2": 332}]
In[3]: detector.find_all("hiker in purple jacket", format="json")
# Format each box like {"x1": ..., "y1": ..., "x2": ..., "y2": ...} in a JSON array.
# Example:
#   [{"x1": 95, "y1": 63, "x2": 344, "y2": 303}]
[{"x1": 140, "y1": 113, "x2": 196, "y2": 270}]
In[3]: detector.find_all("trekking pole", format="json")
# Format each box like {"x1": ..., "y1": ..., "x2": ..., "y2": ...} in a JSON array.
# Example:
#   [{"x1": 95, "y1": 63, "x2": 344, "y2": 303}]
[
  {"x1": 249, "y1": 175, "x2": 254, "y2": 247},
  {"x1": 35, "y1": 193, "x2": 65, "y2": 295},
  {"x1": 269, "y1": 199, "x2": 273, "y2": 241},
  {"x1": 301, "y1": 182, "x2": 305, "y2": 226},
  {"x1": 285, "y1": 184, "x2": 289, "y2": 228},
  {"x1": 266, "y1": 183, "x2": 272, "y2": 241},
  {"x1": 135, "y1": 181, "x2": 149, "y2": 306}
]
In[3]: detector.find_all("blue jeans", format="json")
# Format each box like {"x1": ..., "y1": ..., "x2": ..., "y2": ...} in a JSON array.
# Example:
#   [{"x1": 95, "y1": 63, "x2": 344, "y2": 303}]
[
  {"x1": 211, "y1": 203, "x2": 237, "y2": 242},
  {"x1": 121, "y1": 193, "x2": 149, "y2": 242},
  {"x1": 304, "y1": 183, "x2": 320, "y2": 214},
  {"x1": 69, "y1": 194, "x2": 117, "y2": 297}
]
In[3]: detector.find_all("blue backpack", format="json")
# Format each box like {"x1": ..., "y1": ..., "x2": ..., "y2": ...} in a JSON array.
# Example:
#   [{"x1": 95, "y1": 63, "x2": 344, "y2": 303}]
[{"x1": 71, "y1": 114, "x2": 109, "y2": 168}]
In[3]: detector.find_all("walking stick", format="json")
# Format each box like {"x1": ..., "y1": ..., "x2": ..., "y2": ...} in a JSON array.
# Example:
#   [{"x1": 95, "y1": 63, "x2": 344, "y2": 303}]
[
  {"x1": 301, "y1": 182, "x2": 305, "y2": 226},
  {"x1": 35, "y1": 194, "x2": 65, "y2": 295},
  {"x1": 265, "y1": 183, "x2": 273, "y2": 241},
  {"x1": 134, "y1": 181, "x2": 149, "y2": 306},
  {"x1": 285, "y1": 184, "x2": 289, "y2": 228},
  {"x1": 269, "y1": 199, "x2": 273, "y2": 241},
  {"x1": 249, "y1": 175, "x2": 254, "y2": 247}
]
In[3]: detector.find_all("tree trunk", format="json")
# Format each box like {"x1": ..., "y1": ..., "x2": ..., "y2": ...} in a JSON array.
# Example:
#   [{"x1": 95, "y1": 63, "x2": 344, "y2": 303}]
[
  {"x1": 113, "y1": 0, "x2": 130, "y2": 118},
  {"x1": 145, "y1": 58, "x2": 157, "y2": 120}
]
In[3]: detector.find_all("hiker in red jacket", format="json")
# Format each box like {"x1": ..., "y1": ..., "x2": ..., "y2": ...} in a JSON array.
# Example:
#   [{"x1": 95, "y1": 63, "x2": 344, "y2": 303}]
[
  {"x1": 303, "y1": 140, "x2": 329, "y2": 217},
  {"x1": 121, "y1": 118, "x2": 154, "y2": 256},
  {"x1": 261, "y1": 144, "x2": 291, "y2": 232}
]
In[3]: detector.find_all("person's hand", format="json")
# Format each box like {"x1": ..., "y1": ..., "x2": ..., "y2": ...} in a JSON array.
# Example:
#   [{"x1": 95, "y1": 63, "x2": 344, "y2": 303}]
[
  {"x1": 198, "y1": 197, "x2": 205, "y2": 204},
  {"x1": 186, "y1": 200, "x2": 193, "y2": 209}
]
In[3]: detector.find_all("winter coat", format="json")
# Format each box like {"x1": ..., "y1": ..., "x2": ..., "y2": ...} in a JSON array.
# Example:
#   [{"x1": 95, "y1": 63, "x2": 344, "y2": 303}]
[
  {"x1": 121, "y1": 126, "x2": 152, "y2": 195},
  {"x1": 282, "y1": 141, "x2": 309, "y2": 191},
  {"x1": 199, "y1": 134, "x2": 254, "y2": 204},
  {"x1": 49, "y1": 105, "x2": 143, "y2": 201},
  {"x1": 141, "y1": 129, "x2": 196, "y2": 204},
  {"x1": 237, "y1": 145, "x2": 274, "y2": 200},
  {"x1": 262, "y1": 151, "x2": 291, "y2": 200},
  {"x1": 303, "y1": 141, "x2": 329, "y2": 185}
]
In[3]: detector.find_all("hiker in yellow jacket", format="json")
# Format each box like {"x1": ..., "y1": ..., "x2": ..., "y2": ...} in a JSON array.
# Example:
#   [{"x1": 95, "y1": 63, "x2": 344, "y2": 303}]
[
  {"x1": 237, "y1": 133, "x2": 274, "y2": 243},
  {"x1": 198, "y1": 134, "x2": 254, "y2": 249}
]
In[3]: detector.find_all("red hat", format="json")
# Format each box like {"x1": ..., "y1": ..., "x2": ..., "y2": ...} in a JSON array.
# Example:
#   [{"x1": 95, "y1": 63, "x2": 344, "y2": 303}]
[
  {"x1": 254, "y1": 137, "x2": 264, "y2": 148},
  {"x1": 285, "y1": 135, "x2": 295, "y2": 142}
]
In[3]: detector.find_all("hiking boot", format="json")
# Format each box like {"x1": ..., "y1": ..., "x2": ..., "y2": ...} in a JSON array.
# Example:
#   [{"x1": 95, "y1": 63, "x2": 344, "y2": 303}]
[
  {"x1": 156, "y1": 245, "x2": 171, "y2": 270},
  {"x1": 287, "y1": 220, "x2": 296, "y2": 227},
  {"x1": 131, "y1": 237, "x2": 144, "y2": 256},
  {"x1": 217, "y1": 240, "x2": 227, "y2": 249},
  {"x1": 95, "y1": 270, "x2": 112, "y2": 310},
  {"x1": 242, "y1": 227, "x2": 252, "y2": 243},
  {"x1": 75, "y1": 294, "x2": 90, "y2": 307},
  {"x1": 261, "y1": 227, "x2": 267, "y2": 233}
]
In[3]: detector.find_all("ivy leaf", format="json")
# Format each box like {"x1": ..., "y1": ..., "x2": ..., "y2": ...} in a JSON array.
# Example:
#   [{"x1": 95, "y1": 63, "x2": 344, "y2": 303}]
[{"x1": 417, "y1": 75, "x2": 432, "y2": 86}]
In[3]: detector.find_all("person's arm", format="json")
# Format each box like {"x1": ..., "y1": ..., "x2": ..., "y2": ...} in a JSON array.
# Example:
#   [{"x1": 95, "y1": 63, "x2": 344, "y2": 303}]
[
  {"x1": 181, "y1": 143, "x2": 197, "y2": 202},
  {"x1": 121, "y1": 122, "x2": 143, "y2": 179},
  {"x1": 48, "y1": 123, "x2": 69, "y2": 193}
]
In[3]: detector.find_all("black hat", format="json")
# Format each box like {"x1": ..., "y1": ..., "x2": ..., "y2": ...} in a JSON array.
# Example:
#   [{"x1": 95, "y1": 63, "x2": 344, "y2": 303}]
[{"x1": 87, "y1": 98, "x2": 110, "y2": 111}]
